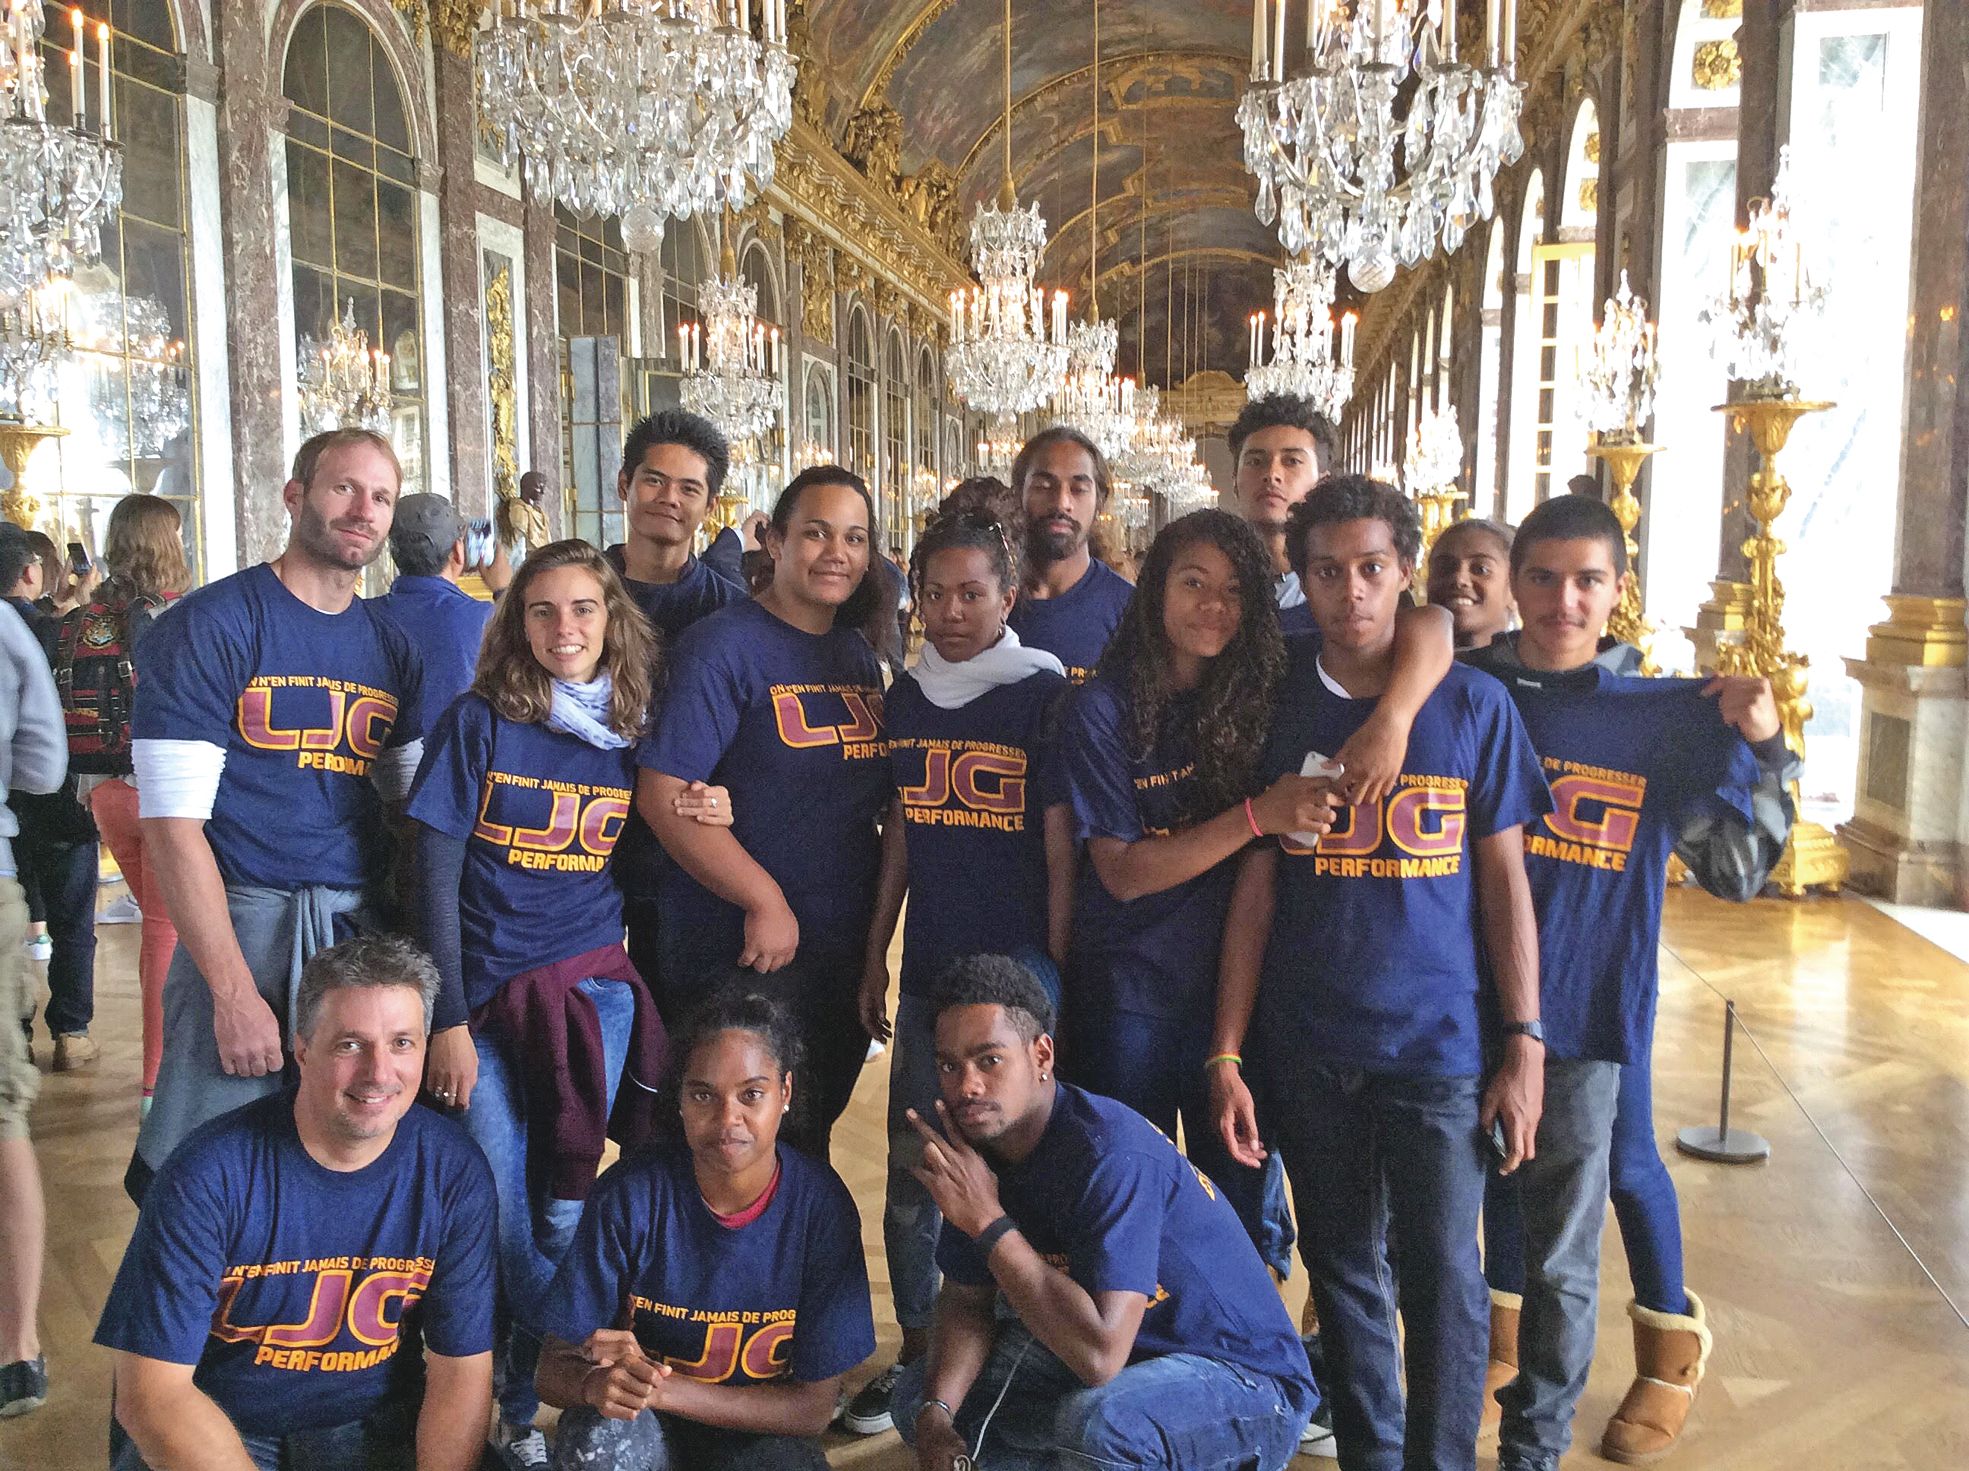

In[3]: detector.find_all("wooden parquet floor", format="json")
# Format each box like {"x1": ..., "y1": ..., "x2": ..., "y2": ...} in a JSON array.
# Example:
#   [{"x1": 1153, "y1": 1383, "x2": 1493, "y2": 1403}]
[{"x1": 4, "y1": 887, "x2": 1966, "y2": 1470}]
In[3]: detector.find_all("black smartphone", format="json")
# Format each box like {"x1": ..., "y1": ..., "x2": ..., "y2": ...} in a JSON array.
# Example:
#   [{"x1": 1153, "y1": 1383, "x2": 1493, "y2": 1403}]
[
  {"x1": 67, "y1": 540, "x2": 91, "y2": 575},
  {"x1": 1488, "y1": 1117, "x2": 1509, "y2": 1165}
]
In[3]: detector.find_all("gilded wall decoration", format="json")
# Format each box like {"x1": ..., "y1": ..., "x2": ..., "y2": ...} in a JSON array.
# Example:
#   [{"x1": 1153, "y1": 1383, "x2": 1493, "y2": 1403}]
[
  {"x1": 1580, "y1": 178, "x2": 1600, "y2": 214},
  {"x1": 1584, "y1": 131, "x2": 1602, "y2": 165},
  {"x1": 429, "y1": 0, "x2": 482, "y2": 57},
  {"x1": 1702, "y1": 0, "x2": 1742, "y2": 18},
  {"x1": 786, "y1": 222, "x2": 837, "y2": 347},
  {"x1": 843, "y1": 102, "x2": 904, "y2": 194},
  {"x1": 874, "y1": 280, "x2": 906, "y2": 323},
  {"x1": 483, "y1": 254, "x2": 520, "y2": 501},
  {"x1": 1693, "y1": 38, "x2": 1742, "y2": 91},
  {"x1": 388, "y1": 0, "x2": 428, "y2": 42}
]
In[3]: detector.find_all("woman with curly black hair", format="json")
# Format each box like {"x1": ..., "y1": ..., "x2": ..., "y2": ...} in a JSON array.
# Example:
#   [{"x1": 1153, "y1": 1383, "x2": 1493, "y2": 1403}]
[{"x1": 1059, "y1": 509, "x2": 1454, "y2": 1277}]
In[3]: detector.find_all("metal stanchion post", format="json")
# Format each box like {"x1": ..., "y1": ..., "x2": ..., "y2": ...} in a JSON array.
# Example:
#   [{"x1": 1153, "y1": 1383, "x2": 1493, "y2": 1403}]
[{"x1": 1676, "y1": 1000, "x2": 1771, "y2": 1163}]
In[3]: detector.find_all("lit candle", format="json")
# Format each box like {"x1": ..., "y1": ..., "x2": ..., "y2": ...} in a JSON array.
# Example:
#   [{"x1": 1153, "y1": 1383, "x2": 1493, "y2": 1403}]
[
  {"x1": 1248, "y1": 313, "x2": 1258, "y2": 367},
  {"x1": 69, "y1": 8, "x2": 82, "y2": 122},
  {"x1": 677, "y1": 323, "x2": 688, "y2": 363},
  {"x1": 96, "y1": 21, "x2": 109, "y2": 139},
  {"x1": 1273, "y1": 0, "x2": 1288, "y2": 82},
  {"x1": 1503, "y1": 0, "x2": 1515, "y2": 70},
  {"x1": 772, "y1": 326, "x2": 783, "y2": 376},
  {"x1": 1052, "y1": 290, "x2": 1067, "y2": 343},
  {"x1": 1341, "y1": 310, "x2": 1358, "y2": 365},
  {"x1": 1486, "y1": 0, "x2": 1499, "y2": 65},
  {"x1": 690, "y1": 322, "x2": 701, "y2": 370},
  {"x1": 1444, "y1": 0, "x2": 1456, "y2": 62},
  {"x1": 1252, "y1": 0, "x2": 1268, "y2": 80},
  {"x1": 738, "y1": 0, "x2": 748, "y2": 34}
]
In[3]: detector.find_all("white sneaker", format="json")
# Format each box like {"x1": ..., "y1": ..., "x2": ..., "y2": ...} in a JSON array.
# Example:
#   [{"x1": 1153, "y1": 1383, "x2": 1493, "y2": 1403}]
[
  {"x1": 489, "y1": 1421, "x2": 548, "y2": 1471},
  {"x1": 99, "y1": 894, "x2": 143, "y2": 925},
  {"x1": 1301, "y1": 1403, "x2": 1339, "y2": 1458},
  {"x1": 25, "y1": 935, "x2": 50, "y2": 963}
]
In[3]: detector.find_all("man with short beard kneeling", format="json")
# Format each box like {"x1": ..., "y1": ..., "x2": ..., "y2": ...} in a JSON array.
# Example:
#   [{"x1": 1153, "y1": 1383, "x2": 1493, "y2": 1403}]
[
  {"x1": 96, "y1": 935, "x2": 496, "y2": 1471},
  {"x1": 892, "y1": 955, "x2": 1313, "y2": 1471}
]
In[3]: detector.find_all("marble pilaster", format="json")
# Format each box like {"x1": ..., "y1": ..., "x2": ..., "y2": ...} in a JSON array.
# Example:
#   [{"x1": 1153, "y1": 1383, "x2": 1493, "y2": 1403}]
[
  {"x1": 1837, "y1": 0, "x2": 1969, "y2": 905},
  {"x1": 213, "y1": 0, "x2": 290, "y2": 565},
  {"x1": 431, "y1": 38, "x2": 489, "y2": 515},
  {"x1": 521, "y1": 187, "x2": 564, "y2": 536}
]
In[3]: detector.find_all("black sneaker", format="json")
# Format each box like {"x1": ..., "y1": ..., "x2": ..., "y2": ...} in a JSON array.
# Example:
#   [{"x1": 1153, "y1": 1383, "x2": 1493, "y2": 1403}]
[
  {"x1": 1499, "y1": 1451, "x2": 1558, "y2": 1471},
  {"x1": 0, "y1": 1356, "x2": 47, "y2": 1418},
  {"x1": 840, "y1": 1361, "x2": 906, "y2": 1435}
]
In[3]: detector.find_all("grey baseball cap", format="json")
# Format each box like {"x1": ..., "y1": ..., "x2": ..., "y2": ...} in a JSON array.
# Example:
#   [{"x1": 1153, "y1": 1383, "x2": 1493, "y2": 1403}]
[{"x1": 389, "y1": 493, "x2": 465, "y2": 566}]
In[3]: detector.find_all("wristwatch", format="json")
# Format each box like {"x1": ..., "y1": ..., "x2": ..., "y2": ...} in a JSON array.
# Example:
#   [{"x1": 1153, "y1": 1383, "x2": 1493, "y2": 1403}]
[{"x1": 1501, "y1": 1019, "x2": 1546, "y2": 1044}]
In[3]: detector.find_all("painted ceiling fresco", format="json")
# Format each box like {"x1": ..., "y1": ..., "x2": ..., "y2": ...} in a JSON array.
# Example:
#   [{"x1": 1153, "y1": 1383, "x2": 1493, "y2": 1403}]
[{"x1": 803, "y1": 0, "x2": 1280, "y2": 381}]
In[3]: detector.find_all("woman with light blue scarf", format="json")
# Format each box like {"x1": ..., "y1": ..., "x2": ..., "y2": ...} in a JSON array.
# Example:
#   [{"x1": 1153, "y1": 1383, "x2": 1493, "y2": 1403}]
[{"x1": 404, "y1": 540, "x2": 730, "y2": 1471}]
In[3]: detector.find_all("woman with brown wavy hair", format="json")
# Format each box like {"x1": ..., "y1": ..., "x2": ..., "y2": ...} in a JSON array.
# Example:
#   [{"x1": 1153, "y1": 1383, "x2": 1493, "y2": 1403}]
[
  {"x1": 403, "y1": 539, "x2": 727, "y2": 1464},
  {"x1": 81, "y1": 494, "x2": 193, "y2": 1104}
]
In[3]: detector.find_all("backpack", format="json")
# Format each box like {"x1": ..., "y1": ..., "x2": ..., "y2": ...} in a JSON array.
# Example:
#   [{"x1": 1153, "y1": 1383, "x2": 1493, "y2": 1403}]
[{"x1": 56, "y1": 591, "x2": 164, "y2": 776}]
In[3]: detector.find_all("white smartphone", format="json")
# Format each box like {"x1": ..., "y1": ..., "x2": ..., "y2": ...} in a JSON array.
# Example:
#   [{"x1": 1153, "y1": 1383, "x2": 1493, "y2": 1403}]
[{"x1": 1292, "y1": 751, "x2": 1345, "y2": 848}]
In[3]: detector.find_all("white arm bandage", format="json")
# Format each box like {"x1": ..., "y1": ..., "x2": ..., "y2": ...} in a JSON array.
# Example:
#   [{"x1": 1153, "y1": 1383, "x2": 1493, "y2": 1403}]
[
  {"x1": 374, "y1": 739, "x2": 424, "y2": 802},
  {"x1": 133, "y1": 739, "x2": 227, "y2": 820}
]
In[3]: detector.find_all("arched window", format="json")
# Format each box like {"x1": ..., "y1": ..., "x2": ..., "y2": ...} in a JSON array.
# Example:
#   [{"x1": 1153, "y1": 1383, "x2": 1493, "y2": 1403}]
[
  {"x1": 1505, "y1": 169, "x2": 1546, "y2": 521},
  {"x1": 739, "y1": 240, "x2": 784, "y2": 478},
  {"x1": 30, "y1": 0, "x2": 200, "y2": 573},
  {"x1": 284, "y1": 2, "x2": 427, "y2": 489},
  {"x1": 914, "y1": 344, "x2": 939, "y2": 520},
  {"x1": 845, "y1": 308, "x2": 876, "y2": 485},
  {"x1": 1475, "y1": 221, "x2": 1506, "y2": 517},
  {"x1": 882, "y1": 327, "x2": 909, "y2": 529},
  {"x1": 556, "y1": 210, "x2": 630, "y2": 346}
]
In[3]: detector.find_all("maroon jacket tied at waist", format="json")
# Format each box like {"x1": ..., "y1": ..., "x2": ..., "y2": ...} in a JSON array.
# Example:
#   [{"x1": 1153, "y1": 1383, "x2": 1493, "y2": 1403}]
[{"x1": 472, "y1": 942, "x2": 667, "y2": 1201}]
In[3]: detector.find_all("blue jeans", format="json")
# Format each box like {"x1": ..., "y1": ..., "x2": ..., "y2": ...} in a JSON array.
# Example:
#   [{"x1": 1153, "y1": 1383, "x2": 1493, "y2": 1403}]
[
  {"x1": 16, "y1": 832, "x2": 96, "y2": 1036},
  {"x1": 884, "y1": 993, "x2": 943, "y2": 1334},
  {"x1": 1490, "y1": 1059, "x2": 1619, "y2": 1463},
  {"x1": 1263, "y1": 1062, "x2": 1487, "y2": 1471},
  {"x1": 462, "y1": 976, "x2": 634, "y2": 1427},
  {"x1": 1062, "y1": 1006, "x2": 1296, "y2": 1279},
  {"x1": 551, "y1": 1404, "x2": 828, "y2": 1470},
  {"x1": 1484, "y1": 1053, "x2": 1687, "y2": 1315},
  {"x1": 892, "y1": 1322, "x2": 1311, "y2": 1470},
  {"x1": 111, "y1": 1402, "x2": 414, "y2": 1470}
]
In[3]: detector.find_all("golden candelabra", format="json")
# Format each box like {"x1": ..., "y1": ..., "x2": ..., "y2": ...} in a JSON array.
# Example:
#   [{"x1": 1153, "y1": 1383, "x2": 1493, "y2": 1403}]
[
  {"x1": 1588, "y1": 435, "x2": 1663, "y2": 673},
  {"x1": 0, "y1": 422, "x2": 68, "y2": 529},
  {"x1": 1710, "y1": 396, "x2": 1846, "y2": 896}
]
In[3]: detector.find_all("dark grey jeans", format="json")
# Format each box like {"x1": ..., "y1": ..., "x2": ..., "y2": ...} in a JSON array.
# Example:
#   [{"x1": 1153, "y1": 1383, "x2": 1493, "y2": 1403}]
[
  {"x1": 550, "y1": 1404, "x2": 828, "y2": 1470},
  {"x1": 1496, "y1": 1057, "x2": 1620, "y2": 1464}
]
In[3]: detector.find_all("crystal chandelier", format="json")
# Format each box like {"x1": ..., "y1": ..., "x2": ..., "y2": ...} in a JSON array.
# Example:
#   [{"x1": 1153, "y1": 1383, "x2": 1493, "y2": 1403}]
[
  {"x1": 944, "y1": 0, "x2": 1069, "y2": 424},
  {"x1": 77, "y1": 290, "x2": 186, "y2": 459},
  {"x1": 1114, "y1": 384, "x2": 1191, "y2": 488},
  {"x1": 1158, "y1": 459, "x2": 1220, "y2": 518},
  {"x1": 678, "y1": 228, "x2": 784, "y2": 445},
  {"x1": 1, "y1": 1, "x2": 122, "y2": 301},
  {"x1": 0, "y1": 275, "x2": 69, "y2": 422},
  {"x1": 1581, "y1": 270, "x2": 1659, "y2": 443},
  {"x1": 476, "y1": 0, "x2": 795, "y2": 248},
  {"x1": 975, "y1": 423, "x2": 1022, "y2": 480},
  {"x1": 1404, "y1": 403, "x2": 1463, "y2": 496},
  {"x1": 1240, "y1": 0, "x2": 1523, "y2": 293},
  {"x1": 1245, "y1": 256, "x2": 1359, "y2": 418},
  {"x1": 297, "y1": 298, "x2": 392, "y2": 435},
  {"x1": 1698, "y1": 147, "x2": 1826, "y2": 401}
]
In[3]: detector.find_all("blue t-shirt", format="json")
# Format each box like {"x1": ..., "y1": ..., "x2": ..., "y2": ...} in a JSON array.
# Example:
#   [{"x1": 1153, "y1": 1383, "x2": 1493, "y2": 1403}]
[
  {"x1": 1477, "y1": 664, "x2": 1763, "y2": 1064},
  {"x1": 1062, "y1": 677, "x2": 1238, "y2": 1022},
  {"x1": 372, "y1": 574, "x2": 492, "y2": 734},
  {"x1": 639, "y1": 598, "x2": 888, "y2": 960},
  {"x1": 885, "y1": 668, "x2": 1069, "y2": 996},
  {"x1": 1258, "y1": 647, "x2": 1551, "y2": 1076},
  {"x1": 131, "y1": 563, "x2": 425, "y2": 891},
  {"x1": 540, "y1": 1142, "x2": 874, "y2": 1386},
  {"x1": 1008, "y1": 558, "x2": 1133, "y2": 685},
  {"x1": 94, "y1": 1095, "x2": 496, "y2": 1438},
  {"x1": 605, "y1": 545, "x2": 745, "y2": 639},
  {"x1": 405, "y1": 694, "x2": 636, "y2": 1012},
  {"x1": 937, "y1": 1085, "x2": 1311, "y2": 1391}
]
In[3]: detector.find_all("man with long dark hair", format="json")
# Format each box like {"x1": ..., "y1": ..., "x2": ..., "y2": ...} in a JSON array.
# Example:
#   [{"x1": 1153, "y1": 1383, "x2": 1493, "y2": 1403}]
[{"x1": 1006, "y1": 427, "x2": 1133, "y2": 684}]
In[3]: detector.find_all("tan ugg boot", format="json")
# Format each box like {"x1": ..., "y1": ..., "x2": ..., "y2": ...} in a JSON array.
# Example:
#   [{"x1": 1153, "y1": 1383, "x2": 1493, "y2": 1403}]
[
  {"x1": 1480, "y1": 1289, "x2": 1521, "y2": 1433},
  {"x1": 1600, "y1": 1290, "x2": 1712, "y2": 1464}
]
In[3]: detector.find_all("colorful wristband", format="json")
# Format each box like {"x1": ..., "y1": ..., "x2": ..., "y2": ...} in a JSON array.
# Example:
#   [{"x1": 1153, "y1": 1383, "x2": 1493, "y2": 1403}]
[
  {"x1": 1205, "y1": 1052, "x2": 1243, "y2": 1071},
  {"x1": 1243, "y1": 796, "x2": 1264, "y2": 839}
]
